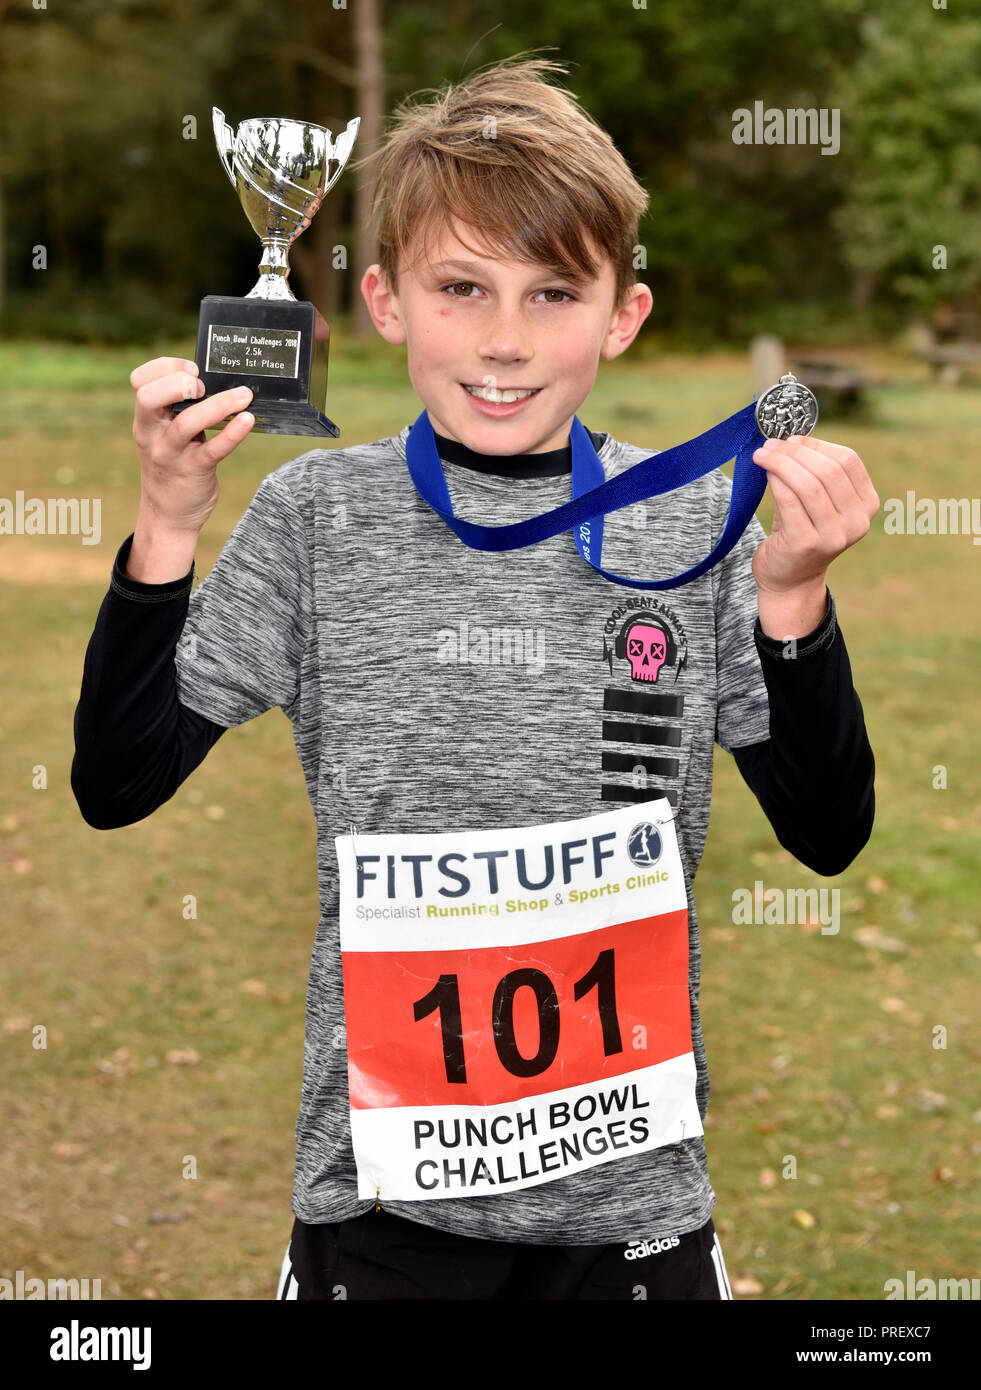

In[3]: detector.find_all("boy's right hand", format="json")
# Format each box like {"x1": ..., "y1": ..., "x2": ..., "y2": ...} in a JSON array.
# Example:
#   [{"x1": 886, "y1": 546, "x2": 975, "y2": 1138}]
[{"x1": 130, "y1": 357, "x2": 256, "y2": 536}]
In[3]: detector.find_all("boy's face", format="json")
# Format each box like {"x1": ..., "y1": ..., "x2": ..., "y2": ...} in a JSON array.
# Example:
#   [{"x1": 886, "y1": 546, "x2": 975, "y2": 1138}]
[{"x1": 361, "y1": 216, "x2": 652, "y2": 455}]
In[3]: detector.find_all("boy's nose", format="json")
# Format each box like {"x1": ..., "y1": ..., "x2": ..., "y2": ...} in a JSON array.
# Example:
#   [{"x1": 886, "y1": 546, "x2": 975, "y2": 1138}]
[{"x1": 477, "y1": 310, "x2": 534, "y2": 361}]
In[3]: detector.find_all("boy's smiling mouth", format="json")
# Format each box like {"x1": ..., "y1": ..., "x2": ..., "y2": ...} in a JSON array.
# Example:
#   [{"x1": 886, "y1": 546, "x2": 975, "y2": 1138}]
[{"x1": 462, "y1": 383, "x2": 542, "y2": 405}]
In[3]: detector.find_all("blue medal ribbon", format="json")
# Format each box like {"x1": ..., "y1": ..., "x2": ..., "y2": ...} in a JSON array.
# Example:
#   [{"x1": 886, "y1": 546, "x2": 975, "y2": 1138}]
[{"x1": 404, "y1": 403, "x2": 768, "y2": 591}]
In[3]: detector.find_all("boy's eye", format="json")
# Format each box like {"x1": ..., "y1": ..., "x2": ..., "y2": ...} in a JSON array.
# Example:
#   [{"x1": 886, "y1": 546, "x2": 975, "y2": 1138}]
[{"x1": 441, "y1": 282, "x2": 575, "y2": 303}]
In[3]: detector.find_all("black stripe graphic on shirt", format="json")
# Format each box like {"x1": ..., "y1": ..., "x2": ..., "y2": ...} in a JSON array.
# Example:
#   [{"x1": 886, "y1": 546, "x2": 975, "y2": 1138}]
[
  {"x1": 601, "y1": 687, "x2": 685, "y2": 808},
  {"x1": 602, "y1": 750, "x2": 679, "y2": 779},
  {"x1": 601, "y1": 687, "x2": 686, "y2": 808},
  {"x1": 603, "y1": 689, "x2": 685, "y2": 719},
  {"x1": 602, "y1": 720, "x2": 683, "y2": 748},
  {"x1": 600, "y1": 784, "x2": 679, "y2": 807}
]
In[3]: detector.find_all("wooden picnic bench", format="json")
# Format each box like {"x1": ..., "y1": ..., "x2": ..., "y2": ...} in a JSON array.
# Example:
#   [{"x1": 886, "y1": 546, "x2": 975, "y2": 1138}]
[{"x1": 912, "y1": 342, "x2": 981, "y2": 385}]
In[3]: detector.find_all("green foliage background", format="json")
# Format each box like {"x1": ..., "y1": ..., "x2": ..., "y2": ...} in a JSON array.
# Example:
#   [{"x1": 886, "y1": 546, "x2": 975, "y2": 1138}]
[{"x1": 0, "y1": 0, "x2": 978, "y2": 344}]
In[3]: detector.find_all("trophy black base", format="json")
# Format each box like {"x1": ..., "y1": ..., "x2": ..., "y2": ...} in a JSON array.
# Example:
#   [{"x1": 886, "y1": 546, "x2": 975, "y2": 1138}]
[
  {"x1": 239, "y1": 400, "x2": 340, "y2": 438},
  {"x1": 172, "y1": 294, "x2": 339, "y2": 439}
]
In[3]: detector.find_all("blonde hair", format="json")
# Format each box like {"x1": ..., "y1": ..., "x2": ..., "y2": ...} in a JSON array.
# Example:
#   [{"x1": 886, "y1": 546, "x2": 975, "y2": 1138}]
[{"x1": 351, "y1": 52, "x2": 649, "y2": 310}]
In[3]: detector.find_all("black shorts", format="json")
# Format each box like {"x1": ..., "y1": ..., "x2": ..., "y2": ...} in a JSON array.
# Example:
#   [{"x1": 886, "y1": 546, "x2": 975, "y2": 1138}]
[{"x1": 276, "y1": 1208, "x2": 733, "y2": 1301}]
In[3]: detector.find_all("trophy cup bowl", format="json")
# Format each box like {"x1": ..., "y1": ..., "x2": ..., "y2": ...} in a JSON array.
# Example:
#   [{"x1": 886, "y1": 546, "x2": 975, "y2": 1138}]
[{"x1": 172, "y1": 106, "x2": 360, "y2": 438}]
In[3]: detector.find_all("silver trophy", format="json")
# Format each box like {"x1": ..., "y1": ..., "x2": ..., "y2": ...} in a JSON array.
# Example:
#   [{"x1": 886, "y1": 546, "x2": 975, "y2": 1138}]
[{"x1": 173, "y1": 106, "x2": 360, "y2": 438}]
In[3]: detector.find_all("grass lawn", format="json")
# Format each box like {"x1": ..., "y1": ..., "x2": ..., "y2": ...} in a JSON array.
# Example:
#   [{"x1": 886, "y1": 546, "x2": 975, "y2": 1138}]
[{"x1": 1, "y1": 336, "x2": 977, "y2": 1299}]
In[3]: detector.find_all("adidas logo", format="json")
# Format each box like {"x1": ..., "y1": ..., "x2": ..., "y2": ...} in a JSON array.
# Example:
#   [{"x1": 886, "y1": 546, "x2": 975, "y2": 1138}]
[{"x1": 623, "y1": 1235, "x2": 680, "y2": 1260}]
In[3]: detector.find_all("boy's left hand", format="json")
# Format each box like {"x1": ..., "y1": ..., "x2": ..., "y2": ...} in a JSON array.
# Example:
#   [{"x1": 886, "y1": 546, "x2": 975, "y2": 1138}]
[{"x1": 750, "y1": 434, "x2": 880, "y2": 601}]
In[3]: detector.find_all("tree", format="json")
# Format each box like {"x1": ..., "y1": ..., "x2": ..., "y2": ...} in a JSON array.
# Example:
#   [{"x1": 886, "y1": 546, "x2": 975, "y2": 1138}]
[{"x1": 831, "y1": 8, "x2": 981, "y2": 315}]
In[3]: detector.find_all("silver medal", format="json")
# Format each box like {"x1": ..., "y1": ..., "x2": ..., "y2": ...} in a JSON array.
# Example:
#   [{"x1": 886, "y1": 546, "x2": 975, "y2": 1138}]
[{"x1": 754, "y1": 372, "x2": 819, "y2": 440}]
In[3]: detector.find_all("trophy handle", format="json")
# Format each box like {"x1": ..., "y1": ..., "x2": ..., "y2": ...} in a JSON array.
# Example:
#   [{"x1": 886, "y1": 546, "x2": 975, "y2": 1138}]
[
  {"x1": 323, "y1": 117, "x2": 361, "y2": 196},
  {"x1": 212, "y1": 107, "x2": 237, "y2": 189}
]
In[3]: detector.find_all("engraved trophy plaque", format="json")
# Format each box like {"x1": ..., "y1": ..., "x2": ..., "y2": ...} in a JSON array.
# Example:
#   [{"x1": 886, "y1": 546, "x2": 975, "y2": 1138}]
[{"x1": 173, "y1": 106, "x2": 360, "y2": 438}]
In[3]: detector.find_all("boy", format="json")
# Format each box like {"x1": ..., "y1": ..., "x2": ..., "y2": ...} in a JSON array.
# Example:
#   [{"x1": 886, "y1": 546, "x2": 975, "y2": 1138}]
[{"x1": 72, "y1": 55, "x2": 877, "y2": 1300}]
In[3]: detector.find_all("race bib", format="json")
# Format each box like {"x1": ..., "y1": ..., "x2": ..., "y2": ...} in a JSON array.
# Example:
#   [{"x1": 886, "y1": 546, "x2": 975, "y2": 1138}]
[{"x1": 335, "y1": 799, "x2": 702, "y2": 1202}]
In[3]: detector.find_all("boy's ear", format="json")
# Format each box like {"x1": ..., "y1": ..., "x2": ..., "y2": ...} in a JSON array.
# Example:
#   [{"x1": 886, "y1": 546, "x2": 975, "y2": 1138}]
[
  {"x1": 600, "y1": 283, "x2": 653, "y2": 362},
  {"x1": 361, "y1": 264, "x2": 407, "y2": 346}
]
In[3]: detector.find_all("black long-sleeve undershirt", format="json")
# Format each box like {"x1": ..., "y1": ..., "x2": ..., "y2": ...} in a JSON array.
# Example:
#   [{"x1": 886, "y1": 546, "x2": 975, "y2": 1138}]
[{"x1": 71, "y1": 533, "x2": 874, "y2": 877}]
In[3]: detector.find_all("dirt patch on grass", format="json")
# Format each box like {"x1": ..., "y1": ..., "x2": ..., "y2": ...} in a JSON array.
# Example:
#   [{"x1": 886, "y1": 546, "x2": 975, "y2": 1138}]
[
  {"x1": 0, "y1": 540, "x2": 218, "y2": 585},
  {"x1": 0, "y1": 542, "x2": 114, "y2": 585}
]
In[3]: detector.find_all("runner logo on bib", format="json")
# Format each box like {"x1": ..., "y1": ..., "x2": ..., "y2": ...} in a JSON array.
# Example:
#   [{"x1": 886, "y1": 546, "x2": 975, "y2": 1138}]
[{"x1": 335, "y1": 799, "x2": 702, "y2": 1202}]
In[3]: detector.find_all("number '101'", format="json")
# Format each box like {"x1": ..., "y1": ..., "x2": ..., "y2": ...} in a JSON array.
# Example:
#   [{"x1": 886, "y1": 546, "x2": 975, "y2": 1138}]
[{"x1": 412, "y1": 948, "x2": 622, "y2": 1083}]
